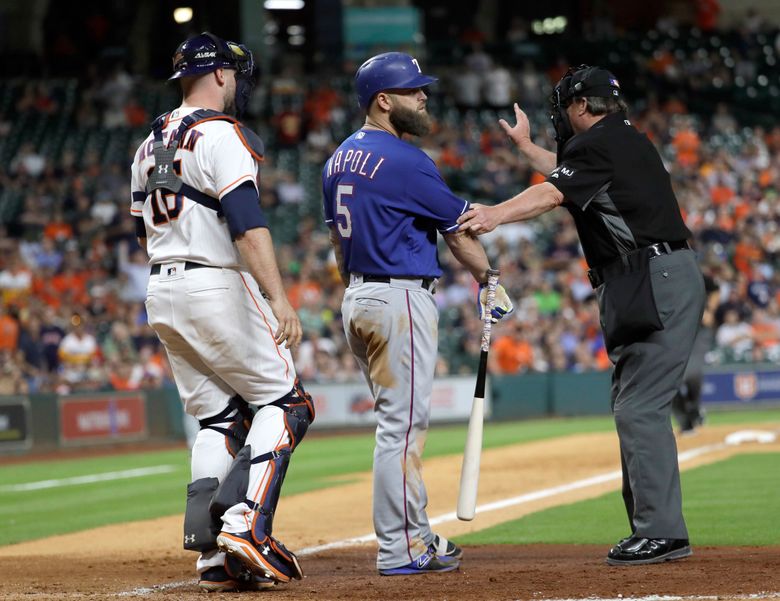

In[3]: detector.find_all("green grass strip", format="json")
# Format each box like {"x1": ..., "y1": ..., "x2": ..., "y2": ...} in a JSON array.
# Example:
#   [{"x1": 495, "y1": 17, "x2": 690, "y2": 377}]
[
  {"x1": 0, "y1": 408, "x2": 776, "y2": 546},
  {"x1": 458, "y1": 452, "x2": 780, "y2": 546}
]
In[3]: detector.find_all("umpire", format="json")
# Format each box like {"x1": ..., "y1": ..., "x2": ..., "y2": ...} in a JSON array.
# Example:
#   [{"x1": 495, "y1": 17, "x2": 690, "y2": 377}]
[{"x1": 459, "y1": 65, "x2": 705, "y2": 566}]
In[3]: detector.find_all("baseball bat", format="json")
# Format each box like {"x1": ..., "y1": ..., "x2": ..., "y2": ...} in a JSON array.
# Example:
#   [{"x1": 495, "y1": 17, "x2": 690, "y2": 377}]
[{"x1": 457, "y1": 268, "x2": 500, "y2": 521}]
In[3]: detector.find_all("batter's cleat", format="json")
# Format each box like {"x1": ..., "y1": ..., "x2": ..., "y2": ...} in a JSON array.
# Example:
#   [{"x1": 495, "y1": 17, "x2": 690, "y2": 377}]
[
  {"x1": 216, "y1": 530, "x2": 303, "y2": 583},
  {"x1": 379, "y1": 549, "x2": 460, "y2": 576},
  {"x1": 606, "y1": 537, "x2": 692, "y2": 566},
  {"x1": 433, "y1": 534, "x2": 463, "y2": 560}
]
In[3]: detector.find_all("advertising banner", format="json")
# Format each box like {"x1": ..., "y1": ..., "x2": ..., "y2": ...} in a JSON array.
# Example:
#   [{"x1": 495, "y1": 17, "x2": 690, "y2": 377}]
[
  {"x1": 0, "y1": 397, "x2": 31, "y2": 450},
  {"x1": 702, "y1": 369, "x2": 780, "y2": 405},
  {"x1": 307, "y1": 376, "x2": 487, "y2": 429},
  {"x1": 59, "y1": 393, "x2": 147, "y2": 445}
]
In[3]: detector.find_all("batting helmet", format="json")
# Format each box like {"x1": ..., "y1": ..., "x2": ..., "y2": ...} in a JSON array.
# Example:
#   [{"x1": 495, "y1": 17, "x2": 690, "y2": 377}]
[
  {"x1": 355, "y1": 52, "x2": 437, "y2": 109},
  {"x1": 169, "y1": 32, "x2": 254, "y2": 81}
]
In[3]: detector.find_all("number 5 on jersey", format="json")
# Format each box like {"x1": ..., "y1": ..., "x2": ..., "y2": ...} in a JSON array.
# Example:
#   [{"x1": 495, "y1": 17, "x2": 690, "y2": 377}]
[{"x1": 336, "y1": 183, "x2": 353, "y2": 238}]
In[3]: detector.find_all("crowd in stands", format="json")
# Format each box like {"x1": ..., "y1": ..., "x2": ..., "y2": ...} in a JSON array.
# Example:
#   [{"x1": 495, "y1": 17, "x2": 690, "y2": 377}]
[{"x1": 0, "y1": 18, "x2": 778, "y2": 395}]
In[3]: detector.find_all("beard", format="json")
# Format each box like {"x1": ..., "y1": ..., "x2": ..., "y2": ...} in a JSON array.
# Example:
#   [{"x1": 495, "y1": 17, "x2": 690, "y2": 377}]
[
  {"x1": 223, "y1": 92, "x2": 237, "y2": 117},
  {"x1": 389, "y1": 104, "x2": 432, "y2": 137},
  {"x1": 222, "y1": 78, "x2": 237, "y2": 116}
]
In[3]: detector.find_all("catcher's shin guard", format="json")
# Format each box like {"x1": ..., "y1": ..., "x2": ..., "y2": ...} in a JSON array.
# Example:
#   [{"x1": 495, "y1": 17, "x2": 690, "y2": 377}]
[{"x1": 250, "y1": 379, "x2": 316, "y2": 537}]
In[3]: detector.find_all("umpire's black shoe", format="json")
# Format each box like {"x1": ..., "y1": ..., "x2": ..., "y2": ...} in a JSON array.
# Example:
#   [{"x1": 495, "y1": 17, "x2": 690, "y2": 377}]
[{"x1": 606, "y1": 537, "x2": 692, "y2": 566}]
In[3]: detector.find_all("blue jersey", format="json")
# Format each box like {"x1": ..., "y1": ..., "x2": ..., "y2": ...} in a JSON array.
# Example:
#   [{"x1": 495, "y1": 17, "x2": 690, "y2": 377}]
[{"x1": 322, "y1": 129, "x2": 469, "y2": 278}]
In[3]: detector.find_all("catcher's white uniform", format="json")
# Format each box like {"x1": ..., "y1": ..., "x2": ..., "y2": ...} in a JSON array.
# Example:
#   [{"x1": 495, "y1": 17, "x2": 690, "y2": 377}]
[
  {"x1": 130, "y1": 107, "x2": 296, "y2": 417},
  {"x1": 130, "y1": 106, "x2": 297, "y2": 577}
]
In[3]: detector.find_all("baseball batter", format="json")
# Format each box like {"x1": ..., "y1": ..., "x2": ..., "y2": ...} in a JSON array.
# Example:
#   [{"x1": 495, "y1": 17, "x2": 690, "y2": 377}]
[
  {"x1": 130, "y1": 32, "x2": 314, "y2": 591},
  {"x1": 322, "y1": 52, "x2": 512, "y2": 575}
]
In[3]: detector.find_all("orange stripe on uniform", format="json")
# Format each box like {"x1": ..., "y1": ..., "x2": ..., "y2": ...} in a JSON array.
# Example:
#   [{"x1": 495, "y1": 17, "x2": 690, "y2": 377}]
[
  {"x1": 239, "y1": 273, "x2": 290, "y2": 380},
  {"x1": 218, "y1": 174, "x2": 254, "y2": 197},
  {"x1": 248, "y1": 426, "x2": 288, "y2": 504}
]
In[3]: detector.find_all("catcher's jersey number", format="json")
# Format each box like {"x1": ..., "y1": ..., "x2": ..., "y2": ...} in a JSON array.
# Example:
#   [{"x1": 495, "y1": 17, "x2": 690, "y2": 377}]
[{"x1": 146, "y1": 161, "x2": 184, "y2": 225}]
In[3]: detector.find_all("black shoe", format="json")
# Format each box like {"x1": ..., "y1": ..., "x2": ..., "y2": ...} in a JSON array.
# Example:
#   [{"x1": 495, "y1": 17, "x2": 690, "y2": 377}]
[
  {"x1": 433, "y1": 534, "x2": 464, "y2": 560},
  {"x1": 606, "y1": 537, "x2": 692, "y2": 566}
]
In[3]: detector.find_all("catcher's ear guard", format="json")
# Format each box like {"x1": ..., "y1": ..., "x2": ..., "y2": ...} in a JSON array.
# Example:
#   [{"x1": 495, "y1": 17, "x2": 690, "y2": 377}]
[{"x1": 183, "y1": 477, "x2": 221, "y2": 551}]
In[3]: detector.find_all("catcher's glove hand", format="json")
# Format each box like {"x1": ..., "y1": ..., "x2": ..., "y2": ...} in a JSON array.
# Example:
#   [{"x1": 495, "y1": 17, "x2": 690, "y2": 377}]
[{"x1": 477, "y1": 282, "x2": 514, "y2": 323}]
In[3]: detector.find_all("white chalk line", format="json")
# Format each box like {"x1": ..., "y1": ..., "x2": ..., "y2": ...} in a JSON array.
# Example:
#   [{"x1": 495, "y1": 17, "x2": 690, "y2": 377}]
[
  {"x1": 0, "y1": 465, "x2": 179, "y2": 493},
  {"x1": 296, "y1": 442, "x2": 727, "y2": 556},
  {"x1": 116, "y1": 440, "x2": 739, "y2": 596}
]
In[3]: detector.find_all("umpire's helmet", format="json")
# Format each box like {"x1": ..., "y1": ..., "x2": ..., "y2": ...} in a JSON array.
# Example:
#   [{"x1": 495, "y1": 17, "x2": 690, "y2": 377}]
[
  {"x1": 355, "y1": 52, "x2": 437, "y2": 109},
  {"x1": 169, "y1": 32, "x2": 254, "y2": 81},
  {"x1": 553, "y1": 64, "x2": 621, "y2": 107}
]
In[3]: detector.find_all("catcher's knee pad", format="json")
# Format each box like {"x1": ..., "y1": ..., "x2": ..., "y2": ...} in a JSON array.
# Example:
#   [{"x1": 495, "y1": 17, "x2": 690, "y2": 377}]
[
  {"x1": 270, "y1": 378, "x2": 315, "y2": 451},
  {"x1": 199, "y1": 395, "x2": 255, "y2": 458},
  {"x1": 183, "y1": 477, "x2": 220, "y2": 551}
]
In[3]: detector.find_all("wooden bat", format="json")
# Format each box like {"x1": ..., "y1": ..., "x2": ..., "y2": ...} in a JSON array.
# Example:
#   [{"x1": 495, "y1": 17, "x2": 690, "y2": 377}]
[{"x1": 457, "y1": 268, "x2": 500, "y2": 521}]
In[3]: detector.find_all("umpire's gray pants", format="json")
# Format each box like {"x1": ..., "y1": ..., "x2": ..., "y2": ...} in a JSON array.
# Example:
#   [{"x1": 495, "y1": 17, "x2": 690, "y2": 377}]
[{"x1": 601, "y1": 249, "x2": 705, "y2": 539}]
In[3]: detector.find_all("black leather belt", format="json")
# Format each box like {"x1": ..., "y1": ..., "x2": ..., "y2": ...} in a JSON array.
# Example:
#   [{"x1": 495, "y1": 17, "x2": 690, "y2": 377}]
[
  {"x1": 150, "y1": 261, "x2": 211, "y2": 275},
  {"x1": 588, "y1": 240, "x2": 690, "y2": 288},
  {"x1": 360, "y1": 274, "x2": 436, "y2": 292}
]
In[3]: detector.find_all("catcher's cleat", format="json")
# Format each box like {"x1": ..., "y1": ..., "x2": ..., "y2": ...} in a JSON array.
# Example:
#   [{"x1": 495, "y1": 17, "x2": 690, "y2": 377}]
[
  {"x1": 217, "y1": 530, "x2": 303, "y2": 583},
  {"x1": 433, "y1": 534, "x2": 463, "y2": 560},
  {"x1": 198, "y1": 561, "x2": 276, "y2": 592},
  {"x1": 379, "y1": 549, "x2": 460, "y2": 576}
]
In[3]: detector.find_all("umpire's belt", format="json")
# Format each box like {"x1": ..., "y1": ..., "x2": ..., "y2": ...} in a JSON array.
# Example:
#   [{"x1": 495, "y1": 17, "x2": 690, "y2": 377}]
[
  {"x1": 587, "y1": 240, "x2": 690, "y2": 289},
  {"x1": 350, "y1": 273, "x2": 436, "y2": 293},
  {"x1": 150, "y1": 261, "x2": 211, "y2": 275}
]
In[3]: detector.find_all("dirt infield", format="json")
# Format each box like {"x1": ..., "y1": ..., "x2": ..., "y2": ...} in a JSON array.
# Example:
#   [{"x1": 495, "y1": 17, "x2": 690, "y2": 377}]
[
  {"x1": 1, "y1": 544, "x2": 779, "y2": 600},
  {"x1": 1, "y1": 423, "x2": 778, "y2": 600}
]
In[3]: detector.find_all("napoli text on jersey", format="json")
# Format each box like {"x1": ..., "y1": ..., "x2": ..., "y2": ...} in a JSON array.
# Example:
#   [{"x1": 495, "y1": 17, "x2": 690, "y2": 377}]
[{"x1": 322, "y1": 129, "x2": 469, "y2": 278}]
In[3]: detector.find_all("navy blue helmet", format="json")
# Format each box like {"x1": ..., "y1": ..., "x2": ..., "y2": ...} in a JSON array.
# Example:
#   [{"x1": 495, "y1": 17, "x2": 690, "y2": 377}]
[
  {"x1": 169, "y1": 32, "x2": 256, "y2": 118},
  {"x1": 170, "y1": 32, "x2": 254, "y2": 81},
  {"x1": 354, "y1": 52, "x2": 437, "y2": 109}
]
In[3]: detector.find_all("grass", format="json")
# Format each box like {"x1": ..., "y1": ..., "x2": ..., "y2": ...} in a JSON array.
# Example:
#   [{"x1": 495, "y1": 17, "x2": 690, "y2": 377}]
[
  {"x1": 458, "y1": 452, "x2": 780, "y2": 547},
  {"x1": 0, "y1": 407, "x2": 777, "y2": 546}
]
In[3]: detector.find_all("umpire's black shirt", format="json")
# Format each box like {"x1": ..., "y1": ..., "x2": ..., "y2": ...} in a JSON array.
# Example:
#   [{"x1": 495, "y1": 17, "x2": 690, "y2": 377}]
[{"x1": 546, "y1": 111, "x2": 691, "y2": 268}]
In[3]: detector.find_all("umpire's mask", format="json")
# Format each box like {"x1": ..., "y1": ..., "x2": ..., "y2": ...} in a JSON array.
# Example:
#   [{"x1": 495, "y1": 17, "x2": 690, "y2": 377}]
[{"x1": 550, "y1": 64, "x2": 622, "y2": 151}]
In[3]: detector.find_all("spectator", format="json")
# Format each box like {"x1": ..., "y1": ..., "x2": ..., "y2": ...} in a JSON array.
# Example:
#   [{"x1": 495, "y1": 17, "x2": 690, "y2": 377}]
[
  {"x1": 57, "y1": 314, "x2": 99, "y2": 385},
  {"x1": 0, "y1": 305, "x2": 20, "y2": 352},
  {"x1": 715, "y1": 308, "x2": 753, "y2": 357},
  {"x1": 10, "y1": 143, "x2": 47, "y2": 179}
]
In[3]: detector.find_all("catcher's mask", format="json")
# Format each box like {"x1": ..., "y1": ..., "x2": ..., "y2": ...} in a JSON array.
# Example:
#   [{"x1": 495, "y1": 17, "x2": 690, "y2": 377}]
[
  {"x1": 170, "y1": 31, "x2": 257, "y2": 118},
  {"x1": 550, "y1": 64, "x2": 621, "y2": 147}
]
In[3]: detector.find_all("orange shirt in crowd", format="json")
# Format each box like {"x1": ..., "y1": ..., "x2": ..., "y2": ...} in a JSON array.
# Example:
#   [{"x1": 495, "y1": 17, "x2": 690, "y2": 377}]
[
  {"x1": 0, "y1": 314, "x2": 19, "y2": 351},
  {"x1": 288, "y1": 279, "x2": 321, "y2": 311},
  {"x1": 672, "y1": 129, "x2": 700, "y2": 167},
  {"x1": 493, "y1": 335, "x2": 534, "y2": 374},
  {"x1": 710, "y1": 184, "x2": 734, "y2": 205},
  {"x1": 733, "y1": 241, "x2": 762, "y2": 276},
  {"x1": 51, "y1": 270, "x2": 90, "y2": 306},
  {"x1": 43, "y1": 221, "x2": 73, "y2": 241}
]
